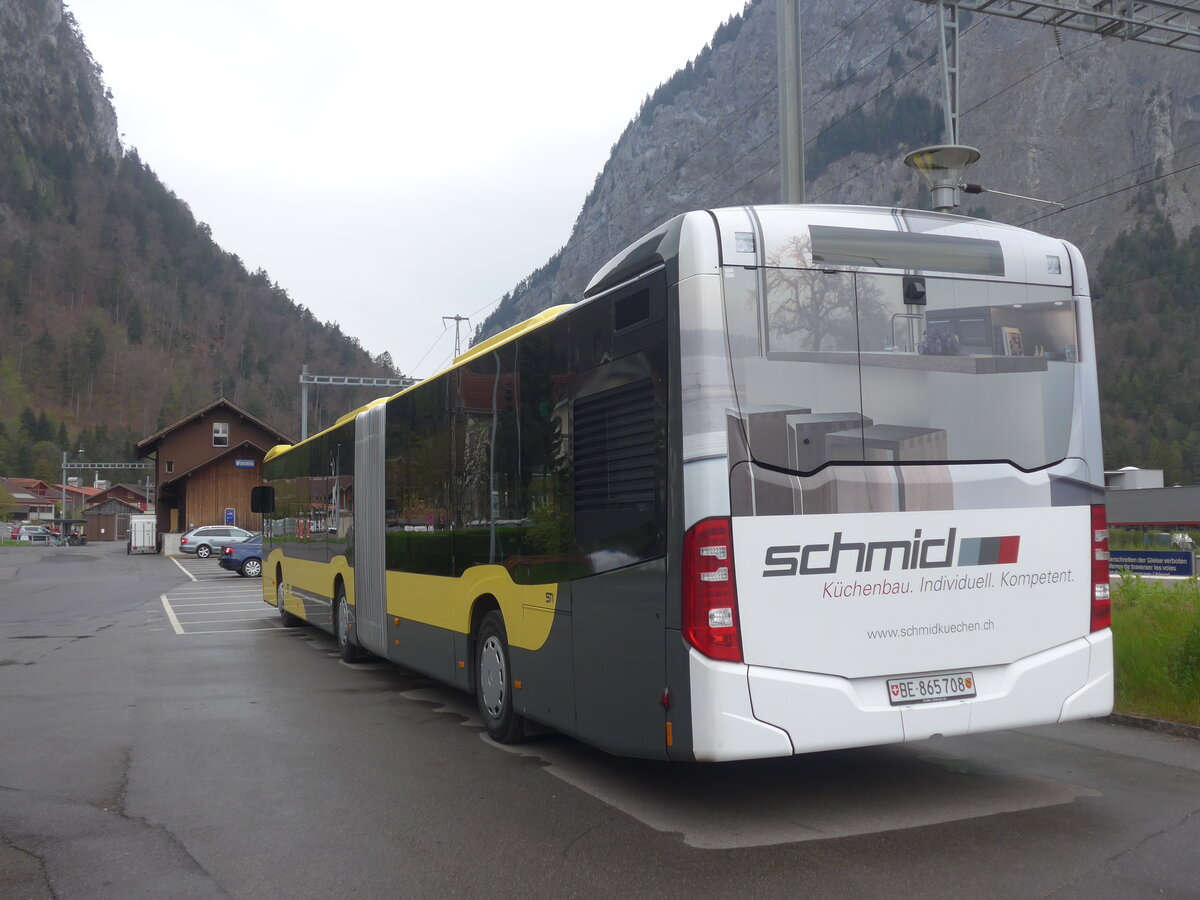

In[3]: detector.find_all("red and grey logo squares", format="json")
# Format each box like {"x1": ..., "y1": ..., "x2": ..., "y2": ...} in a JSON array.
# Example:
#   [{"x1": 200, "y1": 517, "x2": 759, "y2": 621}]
[{"x1": 958, "y1": 535, "x2": 1020, "y2": 566}]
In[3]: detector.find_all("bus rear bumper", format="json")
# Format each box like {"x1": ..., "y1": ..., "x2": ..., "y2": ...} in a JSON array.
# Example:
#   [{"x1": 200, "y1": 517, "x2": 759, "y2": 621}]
[{"x1": 688, "y1": 634, "x2": 1114, "y2": 760}]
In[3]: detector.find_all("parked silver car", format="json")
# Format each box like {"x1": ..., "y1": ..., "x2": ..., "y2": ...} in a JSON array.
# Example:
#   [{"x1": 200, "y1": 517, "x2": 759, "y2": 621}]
[
  {"x1": 179, "y1": 525, "x2": 255, "y2": 558},
  {"x1": 10, "y1": 524, "x2": 56, "y2": 543}
]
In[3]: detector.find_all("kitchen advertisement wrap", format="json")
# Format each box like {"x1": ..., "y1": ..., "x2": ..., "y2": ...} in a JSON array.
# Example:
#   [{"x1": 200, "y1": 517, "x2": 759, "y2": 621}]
[{"x1": 734, "y1": 505, "x2": 1091, "y2": 680}]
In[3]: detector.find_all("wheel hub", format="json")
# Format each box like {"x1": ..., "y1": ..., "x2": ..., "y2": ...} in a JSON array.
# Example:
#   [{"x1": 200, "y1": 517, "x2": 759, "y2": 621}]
[
  {"x1": 338, "y1": 600, "x2": 350, "y2": 645},
  {"x1": 479, "y1": 635, "x2": 506, "y2": 718}
]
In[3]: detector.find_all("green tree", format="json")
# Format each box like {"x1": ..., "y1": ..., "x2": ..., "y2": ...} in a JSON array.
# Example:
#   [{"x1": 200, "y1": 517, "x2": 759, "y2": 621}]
[
  {"x1": 83, "y1": 320, "x2": 105, "y2": 378},
  {"x1": 126, "y1": 301, "x2": 145, "y2": 344},
  {"x1": 19, "y1": 407, "x2": 37, "y2": 440},
  {"x1": 0, "y1": 482, "x2": 17, "y2": 520}
]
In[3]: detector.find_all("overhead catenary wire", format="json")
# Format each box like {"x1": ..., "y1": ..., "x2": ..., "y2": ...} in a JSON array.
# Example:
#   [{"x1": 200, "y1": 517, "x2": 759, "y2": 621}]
[
  {"x1": 557, "y1": 0, "x2": 923, "y2": 261},
  {"x1": 493, "y1": 0, "x2": 1200, "y2": 344},
  {"x1": 1017, "y1": 159, "x2": 1200, "y2": 228},
  {"x1": 720, "y1": 38, "x2": 949, "y2": 205},
  {"x1": 529, "y1": 2, "x2": 961, "y2": 310},
  {"x1": 808, "y1": 22, "x2": 1104, "y2": 202},
  {"x1": 802, "y1": 10, "x2": 936, "y2": 119},
  {"x1": 408, "y1": 323, "x2": 453, "y2": 379},
  {"x1": 815, "y1": 0, "x2": 1200, "y2": 204},
  {"x1": 1097, "y1": 259, "x2": 1200, "y2": 294}
]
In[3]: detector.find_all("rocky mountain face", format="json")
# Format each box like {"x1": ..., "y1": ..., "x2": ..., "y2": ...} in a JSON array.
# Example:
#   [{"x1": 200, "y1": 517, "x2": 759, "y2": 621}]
[
  {"x1": 0, "y1": 1, "x2": 119, "y2": 162},
  {"x1": 477, "y1": 0, "x2": 1200, "y2": 340}
]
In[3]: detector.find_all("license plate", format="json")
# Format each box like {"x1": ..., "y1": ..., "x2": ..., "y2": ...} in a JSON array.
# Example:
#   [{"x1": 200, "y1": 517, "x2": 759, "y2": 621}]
[{"x1": 887, "y1": 671, "x2": 976, "y2": 706}]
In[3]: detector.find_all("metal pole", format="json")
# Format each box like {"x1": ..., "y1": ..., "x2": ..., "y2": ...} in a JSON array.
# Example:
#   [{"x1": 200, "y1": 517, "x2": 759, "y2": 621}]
[
  {"x1": 301, "y1": 363, "x2": 309, "y2": 441},
  {"x1": 777, "y1": 0, "x2": 806, "y2": 203},
  {"x1": 937, "y1": 0, "x2": 961, "y2": 145}
]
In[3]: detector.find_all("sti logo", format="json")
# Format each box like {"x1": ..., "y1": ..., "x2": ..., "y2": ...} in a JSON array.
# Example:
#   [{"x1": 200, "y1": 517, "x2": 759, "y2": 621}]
[{"x1": 762, "y1": 529, "x2": 1020, "y2": 577}]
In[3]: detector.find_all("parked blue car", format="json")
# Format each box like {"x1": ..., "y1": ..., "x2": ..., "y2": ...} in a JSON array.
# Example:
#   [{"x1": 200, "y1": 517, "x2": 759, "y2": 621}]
[{"x1": 218, "y1": 533, "x2": 263, "y2": 577}]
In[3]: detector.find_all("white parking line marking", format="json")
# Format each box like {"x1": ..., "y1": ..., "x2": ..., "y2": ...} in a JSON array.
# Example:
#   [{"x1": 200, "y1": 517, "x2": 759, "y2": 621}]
[
  {"x1": 162, "y1": 567, "x2": 278, "y2": 634},
  {"x1": 169, "y1": 590, "x2": 262, "y2": 598},
  {"x1": 171, "y1": 558, "x2": 197, "y2": 582},
  {"x1": 172, "y1": 607, "x2": 268, "y2": 615},
  {"x1": 160, "y1": 594, "x2": 185, "y2": 635},
  {"x1": 170, "y1": 600, "x2": 268, "y2": 608}
]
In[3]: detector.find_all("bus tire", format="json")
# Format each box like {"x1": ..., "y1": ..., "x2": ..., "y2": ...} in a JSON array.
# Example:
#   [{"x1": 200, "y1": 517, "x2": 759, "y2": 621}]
[
  {"x1": 335, "y1": 586, "x2": 362, "y2": 662},
  {"x1": 476, "y1": 610, "x2": 525, "y2": 743},
  {"x1": 277, "y1": 578, "x2": 303, "y2": 628}
]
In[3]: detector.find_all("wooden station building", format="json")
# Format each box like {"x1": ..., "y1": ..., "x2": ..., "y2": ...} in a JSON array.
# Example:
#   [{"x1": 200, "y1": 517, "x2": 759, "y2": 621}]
[{"x1": 136, "y1": 399, "x2": 292, "y2": 536}]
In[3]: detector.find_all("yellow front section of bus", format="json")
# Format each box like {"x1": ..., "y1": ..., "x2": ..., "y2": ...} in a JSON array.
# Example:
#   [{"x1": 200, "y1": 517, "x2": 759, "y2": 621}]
[{"x1": 264, "y1": 549, "x2": 559, "y2": 652}]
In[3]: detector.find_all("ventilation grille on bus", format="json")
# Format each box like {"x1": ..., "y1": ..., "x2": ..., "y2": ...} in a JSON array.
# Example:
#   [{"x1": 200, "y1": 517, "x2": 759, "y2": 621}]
[{"x1": 574, "y1": 379, "x2": 657, "y2": 513}]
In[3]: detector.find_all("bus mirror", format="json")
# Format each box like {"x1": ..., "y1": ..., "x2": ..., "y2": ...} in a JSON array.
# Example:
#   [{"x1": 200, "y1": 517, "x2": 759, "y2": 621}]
[{"x1": 251, "y1": 485, "x2": 274, "y2": 514}]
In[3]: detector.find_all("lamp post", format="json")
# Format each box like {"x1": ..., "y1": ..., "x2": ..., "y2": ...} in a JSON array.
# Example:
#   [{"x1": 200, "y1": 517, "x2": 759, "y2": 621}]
[{"x1": 75, "y1": 448, "x2": 83, "y2": 521}]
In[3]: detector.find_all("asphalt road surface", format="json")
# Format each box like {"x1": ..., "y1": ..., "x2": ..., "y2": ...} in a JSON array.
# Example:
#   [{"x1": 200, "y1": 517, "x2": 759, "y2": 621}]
[{"x1": 1, "y1": 542, "x2": 1198, "y2": 899}]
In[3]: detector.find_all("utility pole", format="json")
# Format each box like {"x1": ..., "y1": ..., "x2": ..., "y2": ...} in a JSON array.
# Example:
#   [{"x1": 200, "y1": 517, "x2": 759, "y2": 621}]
[
  {"x1": 442, "y1": 315, "x2": 470, "y2": 360},
  {"x1": 442, "y1": 315, "x2": 470, "y2": 529},
  {"x1": 904, "y1": 0, "x2": 1200, "y2": 212},
  {"x1": 903, "y1": 0, "x2": 976, "y2": 212},
  {"x1": 935, "y1": 0, "x2": 961, "y2": 145},
  {"x1": 777, "y1": 0, "x2": 805, "y2": 203}
]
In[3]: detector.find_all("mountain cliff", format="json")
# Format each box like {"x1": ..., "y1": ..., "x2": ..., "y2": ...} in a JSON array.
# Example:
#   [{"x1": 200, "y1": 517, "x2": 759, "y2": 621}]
[
  {"x1": 473, "y1": 0, "x2": 1200, "y2": 478},
  {"x1": 479, "y1": 0, "x2": 1198, "y2": 337}
]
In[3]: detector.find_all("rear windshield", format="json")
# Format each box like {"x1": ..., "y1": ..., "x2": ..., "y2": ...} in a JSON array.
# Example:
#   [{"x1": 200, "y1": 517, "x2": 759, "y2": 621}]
[{"x1": 719, "y1": 263, "x2": 1080, "y2": 472}]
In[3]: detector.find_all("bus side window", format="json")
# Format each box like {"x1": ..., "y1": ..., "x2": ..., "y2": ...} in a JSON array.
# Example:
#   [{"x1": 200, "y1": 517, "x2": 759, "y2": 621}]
[{"x1": 251, "y1": 485, "x2": 275, "y2": 514}]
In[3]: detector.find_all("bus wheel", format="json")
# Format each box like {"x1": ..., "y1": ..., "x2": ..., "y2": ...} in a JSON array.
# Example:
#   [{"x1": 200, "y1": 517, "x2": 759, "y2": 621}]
[
  {"x1": 476, "y1": 610, "x2": 524, "y2": 743},
  {"x1": 277, "y1": 579, "x2": 303, "y2": 628},
  {"x1": 335, "y1": 586, "x2": 362, "y2": 662}
]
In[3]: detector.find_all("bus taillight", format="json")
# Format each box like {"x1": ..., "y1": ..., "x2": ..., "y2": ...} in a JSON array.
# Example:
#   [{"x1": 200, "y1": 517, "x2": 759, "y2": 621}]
[
  {"x1": 1091, "y1": 504, "x2": 1111, "y2": 632},
  {"x1": 682, "y1": 517, "x2": 743, "y2": 663}
]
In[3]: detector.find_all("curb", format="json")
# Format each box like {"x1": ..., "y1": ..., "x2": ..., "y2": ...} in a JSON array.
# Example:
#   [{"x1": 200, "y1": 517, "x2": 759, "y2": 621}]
[{"x1": 1108, "y1": 713, "x2": 1200, "y2": 740}]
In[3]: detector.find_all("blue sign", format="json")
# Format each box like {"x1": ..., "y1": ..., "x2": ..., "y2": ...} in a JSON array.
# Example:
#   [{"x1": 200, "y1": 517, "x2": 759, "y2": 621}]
[
  {"x1": 234, "y1": 459, "x2": 255, "y2": 469},
  {"x1": 1109, "y1": 550, "x2": 1195, "y2": 578},
  {"x1": 225, "y1": 507, "x2": 236, "y2": 525}
]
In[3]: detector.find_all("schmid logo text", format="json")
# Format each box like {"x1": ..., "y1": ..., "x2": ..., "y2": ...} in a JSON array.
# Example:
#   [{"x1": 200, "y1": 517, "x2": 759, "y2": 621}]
[{"x1": 762, "y1": 529, "x2": 1019, "y2": 577}]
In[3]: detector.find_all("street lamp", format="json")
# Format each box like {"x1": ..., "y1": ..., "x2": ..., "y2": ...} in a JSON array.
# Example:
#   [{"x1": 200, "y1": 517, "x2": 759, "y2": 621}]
[{"x1": 74, "y1": 448, "x2": 83, "y2": 520}]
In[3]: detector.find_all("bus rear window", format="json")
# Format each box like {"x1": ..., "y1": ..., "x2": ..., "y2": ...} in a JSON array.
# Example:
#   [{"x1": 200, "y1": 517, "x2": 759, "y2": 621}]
[{"x1": 718, "y1": 264, "x2": 1081, "y2": 476}]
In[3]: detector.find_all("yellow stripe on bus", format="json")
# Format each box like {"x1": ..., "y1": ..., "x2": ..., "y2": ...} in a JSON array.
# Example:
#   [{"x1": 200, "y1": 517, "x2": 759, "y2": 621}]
[{"x1": 263, "y1": 549, "x2": 559, "y2": 651}]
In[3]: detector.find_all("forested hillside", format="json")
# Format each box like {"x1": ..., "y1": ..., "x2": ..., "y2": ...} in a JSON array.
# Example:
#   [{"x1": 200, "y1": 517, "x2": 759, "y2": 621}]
[
  {"x1": 4, "y1": 0, "x2": 1197, "y2": 486},
  {"x1": 0, "y1": 1, "x2": 396, "y2": 482},
  {"x1": 1095, "y1": 219, "x2": 1200, "y2": 483}
]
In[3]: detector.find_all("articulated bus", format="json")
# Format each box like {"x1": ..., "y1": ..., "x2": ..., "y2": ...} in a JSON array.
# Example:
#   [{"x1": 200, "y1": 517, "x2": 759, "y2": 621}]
[{"x1": 253, "y1": 204, "x2": 1113, "y2": 761}]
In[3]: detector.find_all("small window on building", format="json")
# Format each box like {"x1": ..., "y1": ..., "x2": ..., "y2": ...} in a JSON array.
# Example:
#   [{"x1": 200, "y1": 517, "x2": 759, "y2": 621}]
[
  {"x1": 166, "y1": 461, "x2": 175, "y2": 474},
  {"x1": 213, "y1": 422, "x2": 229, "y2": 447}
]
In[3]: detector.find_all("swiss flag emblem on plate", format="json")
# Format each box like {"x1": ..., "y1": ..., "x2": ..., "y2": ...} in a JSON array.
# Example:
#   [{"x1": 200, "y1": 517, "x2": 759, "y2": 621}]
[{"x1": 890, "y1": 684, "x2": 900, "y2": 696}]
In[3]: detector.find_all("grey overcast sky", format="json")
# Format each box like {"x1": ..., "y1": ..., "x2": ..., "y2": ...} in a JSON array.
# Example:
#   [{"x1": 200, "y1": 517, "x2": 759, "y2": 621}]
[{"x1": 65, "y1": 0, "x2": 751, "y2": 379}]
